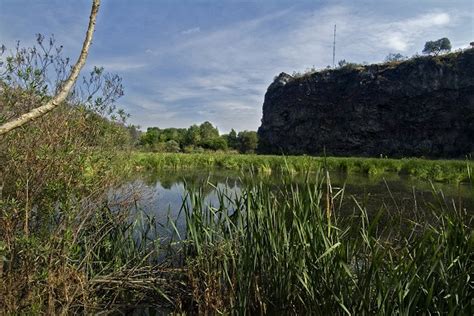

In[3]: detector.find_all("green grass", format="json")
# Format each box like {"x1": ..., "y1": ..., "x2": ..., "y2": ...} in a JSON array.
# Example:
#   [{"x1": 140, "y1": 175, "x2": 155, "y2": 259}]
[
  {"x1": 2, "y1": 164, "x2": 472, "y2": 314},
  {"x1": 131, "y1": 152, "x2": 473, "y2": 183},
  {"x1": 180, "y1": 170, "x2": 473, "y2": 314}
]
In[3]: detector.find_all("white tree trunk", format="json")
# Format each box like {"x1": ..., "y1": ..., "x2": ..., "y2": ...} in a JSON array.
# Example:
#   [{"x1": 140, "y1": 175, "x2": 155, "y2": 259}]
[{"x1": 0, "y1": 0, "x2": 101, "y2": 136}]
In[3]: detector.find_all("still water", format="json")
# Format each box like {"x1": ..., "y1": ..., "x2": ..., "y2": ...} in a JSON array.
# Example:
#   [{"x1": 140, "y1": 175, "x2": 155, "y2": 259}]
[
  {"x1": 111, "y1": 169, "x2": 473, "y2": 315},
  {"x1": 111, "y1": 169, "x2": 473, "y2": 231}
]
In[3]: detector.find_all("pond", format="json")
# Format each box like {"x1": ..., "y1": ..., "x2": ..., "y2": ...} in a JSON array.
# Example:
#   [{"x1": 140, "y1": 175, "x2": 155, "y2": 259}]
[
  {"x1": 108, "y1": 168, "x2": 473, "y2": 314},
  {"x1": 110, "y1": 169, "x2": 474, "y2": 236}
]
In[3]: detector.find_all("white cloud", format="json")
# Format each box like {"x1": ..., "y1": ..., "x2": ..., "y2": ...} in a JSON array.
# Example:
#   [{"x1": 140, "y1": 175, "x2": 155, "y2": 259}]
[
  {"x1": 433, "y1": 13, "x2": 451, "y2": 25},
  {"x1": 407, "y1": 12, "x2": 450, "y2": 28},
  {"x1": 385, "y1": 32, "x2": 409, "y2": 51},
  {"x1": 90, "y1": 59, "x2": 147, "y2": 72},
  {"x1": 378, "y1": 12, "x2": 452, "y2": 52},
  {"x1": 124, "y1": 94, "x2": 180, "y2": 128},
  {"x1": 133, "y1": 6, "x2": 466, "y2": 130},
  {"x1": 4, "y1": 0, "x2": 472, "y2": 131},
  {"x1": 181, "y1": 27, "x2": 201, "y2": 35}
]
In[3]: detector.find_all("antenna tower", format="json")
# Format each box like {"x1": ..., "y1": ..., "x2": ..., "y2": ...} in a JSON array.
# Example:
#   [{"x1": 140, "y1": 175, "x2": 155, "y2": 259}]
[{"x1": 332, "y1": 24, "x2": 336, "y2": 68}]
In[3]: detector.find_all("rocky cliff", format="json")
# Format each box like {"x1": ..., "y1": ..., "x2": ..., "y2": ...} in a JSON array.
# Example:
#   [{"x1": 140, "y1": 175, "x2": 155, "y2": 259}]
[{"x1": 257, "y1": 49, "x2": 474, "y2": 158}]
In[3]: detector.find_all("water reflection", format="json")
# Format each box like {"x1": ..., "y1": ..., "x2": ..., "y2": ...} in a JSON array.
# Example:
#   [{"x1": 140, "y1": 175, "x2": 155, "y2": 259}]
[{"x1": 111, "y1": 169, "x2": 473, "y2": 232}]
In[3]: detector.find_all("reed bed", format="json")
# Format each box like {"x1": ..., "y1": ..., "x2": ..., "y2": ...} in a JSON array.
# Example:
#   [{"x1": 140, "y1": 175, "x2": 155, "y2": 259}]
[
  {"x1": 0, "y1": 190, "x2": 183, "y2": 314},
  {"x1": 132, "y1": 152, "x2": 473, "y2": 183},
  {"x1": 2, "y1": 167, "x2": 472, "y2": 314},
  {"x1": 180, "y1": 170, "x2": 473, "y2": 314}
]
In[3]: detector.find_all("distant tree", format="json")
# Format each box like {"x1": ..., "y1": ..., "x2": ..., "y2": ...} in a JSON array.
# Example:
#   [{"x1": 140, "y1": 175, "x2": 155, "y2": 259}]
[
  {"x1": 337, "y1": 59, "x2": 348, "y2": 67},
  {"x1": 184, "y1": 124, "x2": 201, "y2": 146},
  {"x1": 385, "y1": 53, "x2": 407, "y2": 62},
  {"x1": 219, "y1": 135, "x2": 230, "y2": 149},
  {"x1": 199, "y1": 121, "x2": 219, "y2": 140},
  {"x1": 160, "y1": 127, "x2": 186, "y2": 144},
  {"x1": 238, "y1": 131, "x2": 258, "y2": 153},
  {"x1": 194, "y1": 121, "x2": 221, "y2": 149},
  {"x1": 164, "y1": 140, "x2": 181, "y2": 152},
  {"x1": 201, "y1": 137, "x2": 228, "y2": 151},
  {"x1": 139, "y1": 122, "x2": 232, "y2": 152},
  {"x1": 422, "y1": 37, "x2": 451, "y2": 55},
  {"x1": 140, "y1": 127, "x2": 160, "y2": 146},
  {"x1": 227, "y1": 128, "x2": 239, "y2": 149}
]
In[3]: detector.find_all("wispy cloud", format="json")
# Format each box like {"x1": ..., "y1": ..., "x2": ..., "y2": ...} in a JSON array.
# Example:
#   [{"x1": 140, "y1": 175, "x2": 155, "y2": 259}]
[
  {"x1": 377, "y1": 12, "x2": 452, "y2": 52},
  {"x1": 181, "y1": 27, "x2": 201, "y2": 35},
  {"x1": 124, "y1": 94, "x2": 181, "y2": 128},
  {"x1": 91, "y1": 59, "x2": 148, "y2": 72},
  {"x1": 126, "y1": 5, "x2": 470, "y2": 132},
  {"x1": 2, "y1": 0, "x2": 472, "y2": 132}
]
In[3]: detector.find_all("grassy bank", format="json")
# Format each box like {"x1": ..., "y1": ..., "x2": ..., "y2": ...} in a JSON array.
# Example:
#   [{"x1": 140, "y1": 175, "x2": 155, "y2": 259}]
[{"x1": 131, "y1": 152, "x2": 473, "y2": 183}]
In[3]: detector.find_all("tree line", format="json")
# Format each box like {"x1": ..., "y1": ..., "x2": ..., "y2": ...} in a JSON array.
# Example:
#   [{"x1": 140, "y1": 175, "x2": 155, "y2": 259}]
[{"x1": 138, "y1": 121, "x2": 258, "y2": 153}]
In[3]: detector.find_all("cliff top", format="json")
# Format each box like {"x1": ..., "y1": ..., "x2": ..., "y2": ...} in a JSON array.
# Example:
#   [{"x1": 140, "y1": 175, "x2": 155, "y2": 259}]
[{"x1": 274, "y1": 47, "x2": 474, "y2": 86}]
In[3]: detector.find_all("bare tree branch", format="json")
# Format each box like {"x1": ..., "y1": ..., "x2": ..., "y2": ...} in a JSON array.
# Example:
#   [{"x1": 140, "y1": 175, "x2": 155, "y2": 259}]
[{"x1": 0, "y1": 0, "x2": 101, "y2": 136}]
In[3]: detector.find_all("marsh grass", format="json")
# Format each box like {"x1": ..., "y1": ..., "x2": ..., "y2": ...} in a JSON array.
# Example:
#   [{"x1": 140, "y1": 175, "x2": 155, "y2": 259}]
[
  {"x1": 180, "y1": 169, "x2": 473, "y2": 314},
  {"x1": 0, "y1": 188, "x2": 185, "y2": 314},
  {"x1": 132, "y1": 152, "x2": 473, "y2": 183},
  {"x1": 1, "y1": 164, "x2": 472, "y2": 314}
]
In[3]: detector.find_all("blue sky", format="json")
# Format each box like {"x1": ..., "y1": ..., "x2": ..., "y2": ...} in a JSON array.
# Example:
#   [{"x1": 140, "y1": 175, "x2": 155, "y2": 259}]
[{"x1": 1, "y1": 0, "x2": 473, "y2": 132}]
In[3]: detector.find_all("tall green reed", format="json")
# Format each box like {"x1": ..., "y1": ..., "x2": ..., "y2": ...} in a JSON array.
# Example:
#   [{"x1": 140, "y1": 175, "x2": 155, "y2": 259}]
[{"x1": 181, "y1": 168, "x2": 473, "y2": 314}]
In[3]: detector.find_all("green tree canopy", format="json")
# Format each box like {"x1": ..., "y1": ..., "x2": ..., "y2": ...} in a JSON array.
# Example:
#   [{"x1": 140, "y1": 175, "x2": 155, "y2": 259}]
[
  {"x1": 184, "y1": 124, "x2": 201, "y2": 147},
  {"x1": 201, "y1": 136, "x2": 228, "y2": 151},
  {"x1": 422, "y1": 38, "x2": 451, "y2": 55},
  {"x1": 140, "y1": 127, "x2": 160, "y2": 145},
  {"x1": 199, "y1": 121, "x2": 219, "y2": 140},
  {"x1": 238, "y1": 131, "x2": 258, "y2": 153},
  {"x1": 138, "y1": 122, "x2": 259, "y2": 153},
  {"x1": 227, "y1": 128, "x2": 239, "y2": 149}
]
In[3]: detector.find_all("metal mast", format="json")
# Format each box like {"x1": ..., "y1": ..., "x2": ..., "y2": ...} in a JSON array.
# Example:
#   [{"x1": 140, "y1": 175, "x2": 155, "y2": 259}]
[{"x1": 332, "y1": 24, "x2": 336, "y2": 68}]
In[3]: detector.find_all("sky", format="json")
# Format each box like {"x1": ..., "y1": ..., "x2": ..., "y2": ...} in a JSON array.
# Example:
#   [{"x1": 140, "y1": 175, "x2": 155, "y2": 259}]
[{"x1": 1, "y1": 0, "x2": 473, "y2": 133}]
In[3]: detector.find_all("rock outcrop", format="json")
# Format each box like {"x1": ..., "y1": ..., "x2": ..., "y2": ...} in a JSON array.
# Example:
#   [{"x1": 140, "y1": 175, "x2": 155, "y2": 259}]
[{"x1": 257, "y1": 49, "x2": 474, "y2": 158}]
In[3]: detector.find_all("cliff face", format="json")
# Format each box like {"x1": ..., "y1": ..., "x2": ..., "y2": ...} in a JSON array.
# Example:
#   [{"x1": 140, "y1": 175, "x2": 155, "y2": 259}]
[{"x1": 257, "y1": 49, "x2": 474, "y2": 158}]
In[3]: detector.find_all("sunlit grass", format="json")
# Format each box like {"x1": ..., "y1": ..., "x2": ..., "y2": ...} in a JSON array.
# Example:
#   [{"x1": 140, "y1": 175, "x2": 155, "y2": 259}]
[{"x1": 131, "y1": 152, "x2": 473, "y2": 183}]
